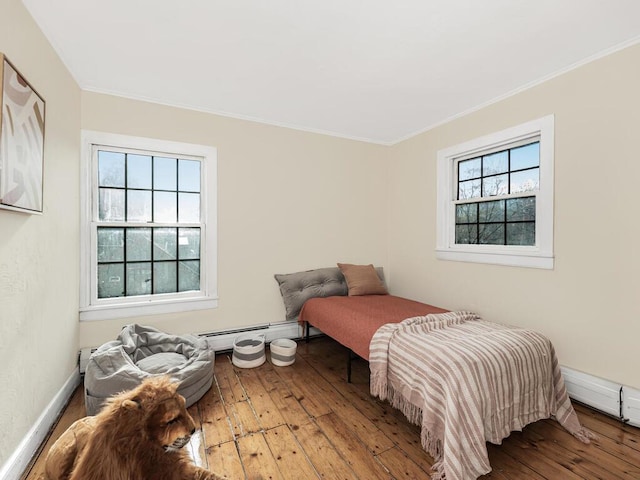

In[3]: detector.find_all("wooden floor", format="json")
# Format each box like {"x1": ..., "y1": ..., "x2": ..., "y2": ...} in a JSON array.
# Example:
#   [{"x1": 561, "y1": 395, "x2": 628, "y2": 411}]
[{"x1": 23, "y1": 336, "x2": 640, "y2": 480}]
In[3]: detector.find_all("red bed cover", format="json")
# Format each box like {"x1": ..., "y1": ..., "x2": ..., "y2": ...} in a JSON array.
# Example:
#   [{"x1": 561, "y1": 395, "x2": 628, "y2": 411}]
[{"x1": 299, "y1": 295, "x2": 447, "y2": 360}]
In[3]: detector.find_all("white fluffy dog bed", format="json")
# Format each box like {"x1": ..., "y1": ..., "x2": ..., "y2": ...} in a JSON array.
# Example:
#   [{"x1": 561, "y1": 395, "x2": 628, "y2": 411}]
[{"x1": 84, "y1": 324, "x2": 214, "y2": 415}]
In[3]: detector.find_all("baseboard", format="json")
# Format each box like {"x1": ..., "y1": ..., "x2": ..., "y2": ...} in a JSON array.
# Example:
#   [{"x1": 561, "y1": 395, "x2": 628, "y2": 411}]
[
  {"x1": 622, "y1": 386, "x2": 640, "y2": 427},
  {"x1": 199, "y1": 321, "x2": 309, "y2": 352},
  {"x1": 0, "y1": 368, "x2": 81, "y2": 480},
  {"x1": 561, "y1": 366, "x2": 621, "y2": 417},
  {"x1": 561, "y1": 366, "x2": 640, "y2": 427}
]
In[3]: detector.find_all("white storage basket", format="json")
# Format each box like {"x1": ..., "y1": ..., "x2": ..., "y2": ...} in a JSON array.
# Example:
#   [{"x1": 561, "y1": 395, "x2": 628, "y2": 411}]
[
  {"x1": 232, "y1": 333, "x2": 266, "y2": 368},
  {"x1": 269, "y1": 338, "x2": 297, "y2": 367}
]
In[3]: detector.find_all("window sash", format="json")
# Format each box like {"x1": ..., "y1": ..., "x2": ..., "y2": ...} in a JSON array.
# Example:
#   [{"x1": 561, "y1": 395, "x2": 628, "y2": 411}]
[{"x1": 95, "y1": 226, "x2": 202, "y2": 299}]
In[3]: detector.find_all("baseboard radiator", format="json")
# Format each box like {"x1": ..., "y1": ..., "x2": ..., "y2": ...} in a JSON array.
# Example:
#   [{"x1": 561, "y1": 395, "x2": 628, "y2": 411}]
[
  {"x1": 561, "y1": 366, "x2": 640, "y2": 428},
  {"x1": 198, "y1": 321, "x2": 317, "y2": 352}
]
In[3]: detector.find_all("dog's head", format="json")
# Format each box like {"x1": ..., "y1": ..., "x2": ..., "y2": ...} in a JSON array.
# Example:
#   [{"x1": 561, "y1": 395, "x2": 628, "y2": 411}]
[{"x1": 111, "y1": 376, "x2": 196, "y2": 451}]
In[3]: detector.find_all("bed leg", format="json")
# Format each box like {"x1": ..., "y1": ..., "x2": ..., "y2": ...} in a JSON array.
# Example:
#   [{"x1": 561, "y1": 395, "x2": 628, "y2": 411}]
[
  {"x1": 347, "y1": 350, "x2": 353, "y2": 383},
  {"x1": 305, "y1": 322, "x2": 310, "y2": 343}
]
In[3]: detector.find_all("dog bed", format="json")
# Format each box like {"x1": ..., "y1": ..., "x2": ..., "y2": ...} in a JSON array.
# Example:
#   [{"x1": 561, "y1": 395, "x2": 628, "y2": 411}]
[{"x1": 84, "y1": 324, "x2": 214, "y2": 415}]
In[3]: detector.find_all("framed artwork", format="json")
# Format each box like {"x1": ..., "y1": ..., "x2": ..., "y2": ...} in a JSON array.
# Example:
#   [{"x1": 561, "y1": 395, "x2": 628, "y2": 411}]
[{"x1": 0, "y1": 53, "x2": 45, "y2": 214}]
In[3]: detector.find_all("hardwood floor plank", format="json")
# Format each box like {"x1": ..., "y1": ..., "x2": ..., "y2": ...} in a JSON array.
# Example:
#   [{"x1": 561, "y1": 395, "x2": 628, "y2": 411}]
[
  {"x1": 227, "y1": 400, "x2": 262, "y2": 438},
  {"x1": 520, "y1": 423, "x2": 623, "y2": 480},
  {"x1": 528, "y1": 419, "x2": 640, "y2": 479},
  {"x1": 286, "y1": 354, "x2": 395, "y2": 455},
  {"x1": 484, "y1": 444, "x2": 546, "y2": 479},
  {"x1": 236, "y1": 366, "x2": 287, "y2": 430},
  {"x1": 198, "y1": 380, "x2": 236, "y2": 446},
  {"x1": 574, "y1": 404, "x2": 640, "y2": 453},
  {"x1": 316, "y1": 387, "x2": 395, "y2": 454},
  {"x1": 271, "y1": 363, "x2": 333, "y2": 418},
  {"x1": 263, "y1": 424, "x2": 318, "y2": 480},
  {"x1": 315, "y1": 413, "x2": 392, "y2": 480},
  {"x1": 216, "y1": 354, "x2": 248, "y2": 404},
  {"x1": 496, "y1": 429, "x2": 585, "y2": 480},
  {"x1": 375, "y1": 445, "x2": 432, "y2": 479},
  {"x1": 205, "y1": 441, "x2": 245, "y2": 480},
  {"x1": 237, "y1": 432, "x2": 284, "y2": 480},
  {"x1": 292, "y1": 421, "x2": 359, "y2": 480},
  {"x1": 257, "y1": 366, "x2": 314, "y2": 429}
]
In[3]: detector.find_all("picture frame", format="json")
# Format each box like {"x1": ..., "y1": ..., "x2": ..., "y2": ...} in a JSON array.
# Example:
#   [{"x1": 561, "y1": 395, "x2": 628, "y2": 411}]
[{"x1": 0, "y1": 53, "x2": 45, "y2": 214}]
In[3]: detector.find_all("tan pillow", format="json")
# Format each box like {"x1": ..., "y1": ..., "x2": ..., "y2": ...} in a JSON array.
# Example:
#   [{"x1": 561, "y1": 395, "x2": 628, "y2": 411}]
[{"x1": 337, "y1": 263, "x2": 388, "y2": 296}]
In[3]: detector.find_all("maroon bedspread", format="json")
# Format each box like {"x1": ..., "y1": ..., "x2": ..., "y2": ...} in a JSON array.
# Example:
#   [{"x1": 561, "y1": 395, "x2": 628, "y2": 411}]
[{"x1": 299, "y1": 295, "x2": 447, "y2": 360}]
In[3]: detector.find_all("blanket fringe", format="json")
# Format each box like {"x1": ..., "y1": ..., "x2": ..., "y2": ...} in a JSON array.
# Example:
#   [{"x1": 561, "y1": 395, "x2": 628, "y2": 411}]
[
  {"x1": 374, "y1": 381, "x2": 446, "y2": 476},
  {"x1": 573, "y1": 427, "x2": 598, "y2": 444},
  {"x1": 430, "y1": 459, "x2": 446, "y2": 480}
]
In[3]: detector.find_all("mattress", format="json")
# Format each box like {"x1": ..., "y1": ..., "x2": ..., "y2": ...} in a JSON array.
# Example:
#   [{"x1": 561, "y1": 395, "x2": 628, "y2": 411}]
[{"x1": 299, "y1": 294, "x2": 447, "y2": 360}]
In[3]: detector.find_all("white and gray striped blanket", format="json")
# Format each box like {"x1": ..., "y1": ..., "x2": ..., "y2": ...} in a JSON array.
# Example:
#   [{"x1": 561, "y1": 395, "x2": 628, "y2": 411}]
[{"x1": 370, "y1": 311, "x2": 594, "y2": 480}]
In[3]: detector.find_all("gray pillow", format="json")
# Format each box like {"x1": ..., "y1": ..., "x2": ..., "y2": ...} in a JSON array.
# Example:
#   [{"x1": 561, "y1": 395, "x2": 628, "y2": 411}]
[{"x1": 274, "y1": 266, "x2": 385, "y2": 321}]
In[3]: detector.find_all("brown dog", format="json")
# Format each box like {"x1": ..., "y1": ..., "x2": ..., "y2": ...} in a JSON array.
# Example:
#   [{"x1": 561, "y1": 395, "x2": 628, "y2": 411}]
[{"x1": 44, "y1": 376, "x2": 225, "y2": 480}]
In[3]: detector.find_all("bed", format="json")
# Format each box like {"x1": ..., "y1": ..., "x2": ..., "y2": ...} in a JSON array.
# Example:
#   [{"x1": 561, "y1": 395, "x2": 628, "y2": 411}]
[{"x1": 275, "y1": 264, "x2": 594, "y2": 480}]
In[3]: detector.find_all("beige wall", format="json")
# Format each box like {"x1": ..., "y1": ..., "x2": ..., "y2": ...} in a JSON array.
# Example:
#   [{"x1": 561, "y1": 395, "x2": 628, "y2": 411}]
[
  {"x1": 79, "y1": 92, "x2": 389, "y2": 347},
  {"x1": 0, "y1": 0, "x2": 81, "y2": 468},
  {"x1": 387, "y1": 44, "x2": 640, "y2": 389}
]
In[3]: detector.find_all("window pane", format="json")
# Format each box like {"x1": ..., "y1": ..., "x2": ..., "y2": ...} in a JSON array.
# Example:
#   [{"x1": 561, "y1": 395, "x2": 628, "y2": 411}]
[
  {"x1": 178, "y1": 193, "x2": 200, "y2": 223},
  {"x1": 126, "y1": 262, "x2": 152, "y2": 296},
  {"x1": 510, "y1": 168, "x2": 539, "y2": 194},
  {"x1": 458, "y1": 179, "x2": 481, "y2": 200},
  {"x1": 478, "y1": 200, "x2": 504, "y2": 223},
  {"x1": 127, "y1": 154, "x2": 152, "y2": 189},
  {"x1": 154, "y1": 262, "x2": 177, "y2": 294},
  {"x1": 126, "y1": 228, "x2": 151, "y2": 261},
  {"x1": 98, "y1": 264, "x2": 124, "y2": 298},
  {"x1": 179, "y1": 228, "x2": 200, "y2": 259},
  {"x1": 506, "y1": 197, "x2": 536, "y2": 222},
  {"x1": 456, "y1": 203, "x2": 477, "y2": 224},
  {"x1": 97, "y1": 228, "x2": 124, "y2": 262},
  {"x1": 154, "y1": 191, "x2": 177, "y2": 223},
  {"x1": 99, "y1": 188, "x2": 125, "y2": 221},
  {"x1": 98, "y1": 151, "x2": 125, "y2": 187},
  {"x1": 127, "y1": 190, "x2": 152, "y2": 222},
  {"x1": 458, "y1": 158, "x2": 481, "y2": 181},
  {"x1": 483, "y1": 150, "x2": 508, "y2": 176},
  {"x1": 507, "y1": 222, "x2": 535, "y2": 246},
  {"x1": 456, "y1": 224, "x2": 477, "y2": 244},
  {"x1": 154, "y1": 156, "x2": 177, "y2": 190},
  {"x1": 179, "y1": 260, "x2": 200, "y2": 292},
  {"x1": 511, "y1": 142, "x2": 539, "y2": 171},
  {"x1": 482, "y1": 174, "x2": 508, "y2": 197},
  {"x1": 154, "y1": 228, "x2": 177, "y2": 261},
  {"x1": 478, "y1": 223, "x2": 504, "y2": 244},
  {"x1": 179, "y1": 159, "x2": 201, "y2": 192}
]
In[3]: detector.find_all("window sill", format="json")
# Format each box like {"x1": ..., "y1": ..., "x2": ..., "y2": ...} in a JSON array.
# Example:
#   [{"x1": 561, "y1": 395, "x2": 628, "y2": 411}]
[
  {"x1": 436, "y1": 248, "x2": 554, "y2": 269},
  {"x1": 79, "y1": 296, "x2": 218, "y2": 321}
]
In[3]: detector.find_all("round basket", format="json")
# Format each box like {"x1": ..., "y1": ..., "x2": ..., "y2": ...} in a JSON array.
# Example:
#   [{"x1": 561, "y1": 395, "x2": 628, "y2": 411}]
[
  {"x1": 232, "y1": 333, "x2": 266, "y2": 368},
  {"x1": 269, "y1": 338, "x2": 297, "y2": 367}
]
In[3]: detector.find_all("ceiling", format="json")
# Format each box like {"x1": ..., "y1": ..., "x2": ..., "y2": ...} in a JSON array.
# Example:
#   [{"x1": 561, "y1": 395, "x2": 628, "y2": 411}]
[{"x1": 21, "y1": 0, "x2": 640, "y2": 145}]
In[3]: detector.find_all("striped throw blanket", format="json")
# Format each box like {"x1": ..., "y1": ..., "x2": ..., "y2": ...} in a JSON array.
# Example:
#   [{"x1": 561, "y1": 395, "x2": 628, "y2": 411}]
[{"x1": 370, "y1": 311, "x2": 594, "y2": 480}]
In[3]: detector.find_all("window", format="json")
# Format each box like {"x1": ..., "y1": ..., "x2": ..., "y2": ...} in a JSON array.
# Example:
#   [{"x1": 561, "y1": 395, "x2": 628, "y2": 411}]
[
  {"x1": 80, "y1": 131, "x2": 217, "y2": 320},
  {"x1": 436, "y1": 116, "x2": 554, "y2": 269}
]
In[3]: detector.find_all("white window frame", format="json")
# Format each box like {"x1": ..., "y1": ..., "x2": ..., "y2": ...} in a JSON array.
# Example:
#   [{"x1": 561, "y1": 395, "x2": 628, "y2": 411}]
[
  {"x1": 80, "y1": 130, "x2": 218, "y2": 321},
  {"x1": 436, "y1": 115, "x2": 554, "y2": 269}
]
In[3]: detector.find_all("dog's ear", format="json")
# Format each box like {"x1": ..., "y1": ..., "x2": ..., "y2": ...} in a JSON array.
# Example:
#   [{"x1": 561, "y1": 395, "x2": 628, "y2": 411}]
[{"x1": 122, "y1": 399, "x2": 141, "y2": 410}]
